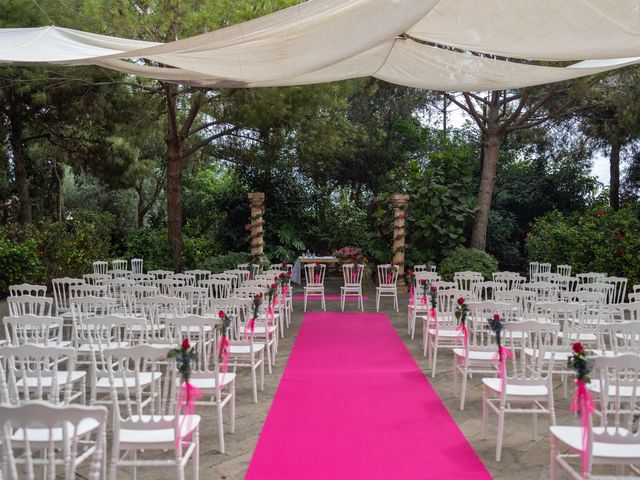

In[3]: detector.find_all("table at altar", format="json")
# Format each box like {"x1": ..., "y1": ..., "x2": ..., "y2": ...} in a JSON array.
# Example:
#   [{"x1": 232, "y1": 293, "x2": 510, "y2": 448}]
[{"x1": 291, "y1": 256, "x2": 339, "y2": 284}]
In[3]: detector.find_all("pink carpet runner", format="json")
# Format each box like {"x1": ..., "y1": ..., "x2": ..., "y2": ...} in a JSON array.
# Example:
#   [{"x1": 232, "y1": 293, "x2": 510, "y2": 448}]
[{"x1": 246, "y1": 312, "x2": 492, "y2": 479}]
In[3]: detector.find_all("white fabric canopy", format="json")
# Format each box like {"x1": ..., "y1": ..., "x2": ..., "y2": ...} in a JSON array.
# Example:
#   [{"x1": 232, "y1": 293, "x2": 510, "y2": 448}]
[{"x1": 1, "y1": 0, "x2": 640, "y2": 91}]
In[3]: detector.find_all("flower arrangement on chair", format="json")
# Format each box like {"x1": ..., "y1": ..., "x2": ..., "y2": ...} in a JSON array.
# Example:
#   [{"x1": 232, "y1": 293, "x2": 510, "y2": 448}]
[
  {"x1": 245, "y1": 293, "x2": 263, "y2": 339},
  {"x1": 488, "y1": 313, "x2": 511, "y2": 378},
  {"x1": 406, "y1": 269, "x2": 416, "y2": 305},
  {"x1": 266, "y1": 282, "x2": 278, "y2": 326},
  {"x1": 567, "y1": 342, "x2": 595, "y2": 476},
  {"x1": 168, "y1": 337, "x2": 202, "y2": 444},
  {"x1": 216, "y1": 310, "x2": 233, "y2": 386},
  {"x1": 454, "y1": 297, "x2": 469, "y2": 347}
]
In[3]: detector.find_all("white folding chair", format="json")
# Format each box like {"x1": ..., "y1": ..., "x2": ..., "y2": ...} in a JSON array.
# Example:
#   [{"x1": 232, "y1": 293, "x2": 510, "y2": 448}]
[
  {"x1": 92, "y1": 260, "x2": 108, "y2": 274},
  {"x1": 340, "y1": 263, "x2": 364, "y2": 311},
  {"x1": 376, "y1": 264, "x2": 399, "y2": 312},
  {"x1": 7, "y1": 295, "x2": 53, "y2": 317},
  {"x1": 8, "y1": 283, "x2": 46, "y2": 297},
  {"x1": 51, "y1": 277, "x2": 85, "y2": 317},
  {"x1": 303, "y1": 263, "x2": 326, "y2": 312},
  {"x1": 130, "y1": 257, "x2": 144, "y2": 274}
]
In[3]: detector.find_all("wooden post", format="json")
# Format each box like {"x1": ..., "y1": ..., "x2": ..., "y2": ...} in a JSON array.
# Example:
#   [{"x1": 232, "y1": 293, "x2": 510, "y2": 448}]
[
  {"x1": 391, "y1": 194, "x2": 410, "y2": 292},
  {"x1": 248, "y1": 192, "x2": 265, "y2": 267}
]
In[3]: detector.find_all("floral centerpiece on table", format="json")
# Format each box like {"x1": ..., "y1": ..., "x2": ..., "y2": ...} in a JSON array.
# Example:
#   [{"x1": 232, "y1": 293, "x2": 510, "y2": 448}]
[{"x1": 333, "y1": 246, "x2": 365, "y2": 264}]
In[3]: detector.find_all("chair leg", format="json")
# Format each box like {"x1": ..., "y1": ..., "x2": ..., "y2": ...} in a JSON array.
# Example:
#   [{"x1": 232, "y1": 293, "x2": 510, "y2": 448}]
[
  {"x1": 217, "y1": 404, "x2": 225, "y2": 454},
  {"x1": 322, "y1": 291, "x2": 326, "y2": 311},
  {"x1": 260, "y1": 353, "x2": 265, "y2": 391},
  {"x1": 431, "y1": 345, "x2": 438, "y2": 377},
  {"x1": 304, "y1": 291, "x2": 308, "y2": 312},
  {"x1": 394, "y1": 291, "x2": 398, "y2": 312},
  {"x1": 230, "y1": 381, "x2": 236, "y2": 433},
  {"x1": 482, "y1": 386, "x2": 488, "y2": 437},
  {"x1": 251, "y1": 364, "x2": 258, "y2": 403},
  {"x1": 550, "y1": 435, "x2": 558, "y2": 480},
  {"x1": 193, "y1": 427, "x2": 200, "y2": 480},
  {"x1": 496, "y1": 407, "x2": 505, "y2": 462},
  {"x1": 460, "y1": 371, "x2": 468, "y2": 410},
  {"x1": 341, "y1": 290, "x2": 345, "y2": 312},
  {"x1": 376, "y1": 289, "x2": 380, "y2": 312}
]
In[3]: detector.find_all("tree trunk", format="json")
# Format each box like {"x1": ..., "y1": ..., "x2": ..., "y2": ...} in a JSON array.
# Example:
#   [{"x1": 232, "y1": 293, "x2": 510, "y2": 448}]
[
  {"x1": 470, "y1": 132, "x2": 503, "y2": 250},
  {"x1": 609, "y1": 141, "x2": 621, "y2": 211},
  {"x1": 164, "y1": 83, "x2": 183, "y2": 271},
  {"x1": 8, "y1": 95, "x2": 32, "y2": 224},
  {"x1": 136, "y1": 187, "x2": 146, "y2": 228}
]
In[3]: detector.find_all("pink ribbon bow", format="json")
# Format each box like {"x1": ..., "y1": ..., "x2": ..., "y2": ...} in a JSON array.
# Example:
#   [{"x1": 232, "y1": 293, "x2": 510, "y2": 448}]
[
  {"x1": 570, "y1": 379, "x2": 596, "y2": 476},
  {"x1": 409, "y1": 284, "x2": 414, "y2": 306},
  {"x1": 176, "y1": 381, "x2": 202, "y2": 449},
  {"x1": 421, "y1": 294, "x2": 427, "y2": 306},
  {"x1": 387, "y1": 273, "x2": 392, "y2": 284},
  {"x1": 243, "y1": 317, "x2": 256, "y2": 340},
  {"x1": 217, "y1": 335, "x2": 230, "y2": 389},
  {"x1": 429, "y1": 307, "x2": 438, "y2": 330},
  {"x1": 267, "y1": 305, "x2": 275, "y2": 327},
  {"x1": 456, "y1": 323, "x2": 469, "y2": 349},
  {"x1": 492, "y1": 346, "x2": 514, "y2": 379},
  {"x1": 314, "y1": 273, "x2": 320, "y2": 283}
]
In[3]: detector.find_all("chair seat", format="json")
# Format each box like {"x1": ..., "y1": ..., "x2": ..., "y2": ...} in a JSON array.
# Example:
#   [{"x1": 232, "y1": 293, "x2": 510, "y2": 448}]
[
  {"x1": 557, "y1": 331, "x2": 598, "y2": 342},
  {"x1": 482, "y1": 377, "x2": 549, "y2": 397},
  {"x1": 524, "y1": 348, "x2": 573, "y2": 362},
  {"x1": 551, "y1": 426, "x2": 640, "y2": 459},
  {"x1": 229, "y1": 343, "x2": 265, "y2": 355},
  {"x1": 119, "y1": 414, "x2": 201, "y2": 446},
  {"x1": 179, "y1": 325, "x2": 213, "y2": 333},
  {"x1": 12, "y1": 418, "x2": 101, "y2": 443},
  {"x1": 428, "y1": 328, "x2": 462, "y2": 338},
  {"x1": 588, "y1": 379, "x2": 640, "y2": 398},
  {"x1": 95, "y1": 371, "x2": 162, "y2": 389},
  {"x1": 189, "y1": 373, "x2": 236, "y2": 390},
  {"x1": 239, "y1": 325, "x2": 277, "y2": 335},
  {"x1": 453, "y1": 348, "x2": 497, "y2": 361},
  {"x1": 77, "y1": 341, "x2": 128, "y2": 352},
  {"x1": 17, "y1": 371, "x2": 86, "y2": 388}
]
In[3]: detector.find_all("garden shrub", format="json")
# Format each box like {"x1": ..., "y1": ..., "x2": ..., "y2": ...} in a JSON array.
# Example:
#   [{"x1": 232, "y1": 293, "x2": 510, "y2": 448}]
[
  {"x1": 197, "y1": 252, "x2": 250, "y2": 273},
  {"x1": 0, "y1": 238, "x2": 45, "y2": 295},
  {"x1": 526, "y1": 205, "x2": 640, "y2": 287},
  {"x1": 124, "y1": 228, "x2": 173, "y2": 272},
  {"x1": 439, "y1": 246, "x2": 499, "y2": 281}
]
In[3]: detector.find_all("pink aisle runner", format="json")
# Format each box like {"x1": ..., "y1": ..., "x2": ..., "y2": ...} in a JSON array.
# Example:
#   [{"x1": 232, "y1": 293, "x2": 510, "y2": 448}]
[{"x1": 246, "y1": 312, "x2": 492, "y2": 479}]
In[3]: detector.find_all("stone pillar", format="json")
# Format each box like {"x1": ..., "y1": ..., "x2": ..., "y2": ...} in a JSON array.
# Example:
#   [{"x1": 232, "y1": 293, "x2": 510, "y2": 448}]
[
  {"x1": 391, "y1": 194, "x2": 410, "y2": 291},
  {"x1": 248, "y1": 192, "x2": 265, "y2": 267}
]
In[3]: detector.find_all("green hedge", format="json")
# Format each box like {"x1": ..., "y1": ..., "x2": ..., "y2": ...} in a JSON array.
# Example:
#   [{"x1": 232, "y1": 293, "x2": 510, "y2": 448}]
[
  {"x1": 439, "y1": 246, "x2": 499, "y2": 281},
  {"x1": 0, "y1": 238, "x2": 45, "y2": 294},
  {"x1": 196, "y1": 252, "x2": 250, "y2": 273},
  {"x1": 526, "y1": 205, "x2": 640, "y2": 287}
]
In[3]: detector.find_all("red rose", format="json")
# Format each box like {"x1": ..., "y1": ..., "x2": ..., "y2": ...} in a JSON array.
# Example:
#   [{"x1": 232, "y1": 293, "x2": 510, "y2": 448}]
[
  {"x1": 256, "y1": 293, "x2": 262, "y2": 298},
  {"x1": 430, "y1": 285, "x2": 437, "y2": 292},
  {"x1": 597, "y1": 210, "x2": 606, "y2": 217},
  {"x1": 420, "y1": 279, "x2": 426, "y2": 285},
  {"x1": 280, "y1": 272, "x2": 286, "y2": 278},
  {"x1": 493, "y1": 313, "x2": 500, "y2": 321},
  {"x1": 615, "y1": 233, "x2": 624, "y2": 241},
  {"x1": 407, "y1": 269, "x2": 413, "y2": 276},
  {"x1": 271, "y1": 283, "x2": 276, "y2": 289},
  {"x1": 572, "y1": 342, "x2": 584, "y2": 354},
  {"x1": 181, "y1": 338, "x2": 190, "y2": 350},
  {"x1": 275, "y1": 276, "x2": 279, "y2": 281},
  {"x1": 457, "y1": 297, "x2": 465, "y2": 305}
]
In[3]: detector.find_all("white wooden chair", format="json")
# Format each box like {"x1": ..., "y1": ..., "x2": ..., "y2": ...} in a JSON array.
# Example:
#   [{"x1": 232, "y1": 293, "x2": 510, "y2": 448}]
[
  {"x1": 155, "y1": 277, "x2": 186, "y2": 295},
  {"x1": 166, "y1": 316, "x2": 236, "y2": 454},
  {"x1": 169, "y1": 285, "x2": 208, "y2": 314},
  {"x1": 482, "y1": 321, "x2": 557, "y2": 461},
  {"x1": 603, "y1": 276, "x2": 628, "y2": 304},
  {"x1": 120, "y1": 285, "x2": 160, "y2": 316},
  {"x1": 492, "y1": 272, "x2": 526, "y2": 291},
  {"x1": 425, "y1": 289, "x2": 467, "y2": 376},
  {"x1": 111, "y1": 259, "x2": 128, "y2": 271},
  {"x1": 229, "y1": 307, "x2": 266, "y2": 403},
  {"x1": 0, "y1": 344, "x2": 86, "y2": 405},
  {"x1": 303, "y1": 263, "x2": 326, "y2": 312},
  {"x1": 550, "y1": 354, "x2": 640, "y2": 479},
  {"x1": 51, "y1": 277, "x2": 84, "y2": 317},
  {"x1": 130, "y1": 257, "x2": 144, "y2": 274},
  {"x1": 376, "y1": 264, "x2": 399, "y2": 312},
  {"x1": 577, "y1": 272, "x2": 607, "y2": 284},
  {"x1": 92, "y1": 260, "x2": 108, "y2": 274},
  {"x1": 3, "y1": 315, "x2": 66, "y2": 347},
  {"x1": 8, "y1": 283, "x2": 47, "y2": 297},
  {"x1": 184, "y1": 269, "x2": 211, "y2": 286},
  {"x1": 0, "y1": 401, "x2": 107, "y2": 480},
  {"x1": 7, "y1": 295, "x2": 53, "y2": 317},
  {"x1": 340, "y1": 263, "x2": 364, "y2": 311},
  {"x1": 105, "y1": 345, "x2": 199, "y2": 480},
  {"x1": 170, "y1": 273, "x2": 196, "y2": 287},
  {"x1": 557, "y1": 264, "x2": 572, "y2": 277},
  {"x1": 200, "y1": 278, "x2": 232, "y2": 299},
  {"x1": 454, "y1": 271, "x2": 484, "y2": 292},
  {"x1": 82, "y1": 273, "x2": 111, "y2": 286}
]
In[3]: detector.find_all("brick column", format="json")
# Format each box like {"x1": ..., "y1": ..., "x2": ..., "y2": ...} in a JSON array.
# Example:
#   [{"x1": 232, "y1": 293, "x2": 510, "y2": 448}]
[
  {"x1": 391, "y1": 194, "x2": 410, "y2": 291},
  {"x1": 248, "y1": 192, "x2": 265, "y2": 267}
]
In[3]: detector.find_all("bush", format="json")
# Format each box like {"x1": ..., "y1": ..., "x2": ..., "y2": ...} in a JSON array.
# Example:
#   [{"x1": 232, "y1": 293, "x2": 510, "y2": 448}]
[
  {"x1": 124, "y1": 228, "x2": 173, "y2": 272},
  {"x1": 196, "y1": 252, "x2": 250, "y2": 273},
  {"x1": 526, "y1": 205, "x2": 640, "y2": 287},
  {"x1": 0, "y1": 238, "x2": 45, "y2": 295},
  {"x1": 439, "y1": 247, "x2": 499, "y2": 281}
]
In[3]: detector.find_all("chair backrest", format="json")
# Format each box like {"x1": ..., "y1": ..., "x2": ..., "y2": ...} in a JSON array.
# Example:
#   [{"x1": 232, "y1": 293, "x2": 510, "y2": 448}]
[
  {"x1": 602, "y1": 321, "x2": 640, "y2": 354},
  {"x1": 70, "y1": 284, "x2": 107, "y2": 298},
  {"x1": 619, "y1": 303, "x2": 640, "y2": 322},
  {"x1": 121, "y1": 285, "x2": 160, "y2": 316},
  {"x1": 138, "y1": 295, "x2": 190, "y2": 324},
  {"x1": 184, "y1": 269, "x2": 211, "y2": 285},
  {"x1": 471, "y1": 281, "x2": 505, "y2": 301},
  {"x1": 105, "y1": 345, "x2": 175, "y2": 419},
  {"x1": 70, "y1": 295, "x2": 117, "y2": 322},
  {"x1": 0, "y1": 401, "x2": 107, "y2": 480},
  {"x1": 576, "y1": 272, "x2": 607, "y2": 284},
  {"x1": 168, "y1": 285, "x2": 208, "y2": 314},
  {"x1": 8, "y1": 283, "x2": 46, "y2": 297},
  {"x1": 523, "y1": 281, "x2": 559, "y2": 302},
  {"x1": 105, "y1": 277, "x2": 135, "y2": 299},
  {"x1": 556, "y1": 264, "x2": 572, "y2": 276},
  {"x1": 413, "y1": 264, "x2": 437, "y2": 273},
  {"x1": 74, "y1": 314, "x2": 131, "y2": 353},
  {"x1": 130, "y1": 257, "x2": 144, "y2": 274},
  {"x1": 212, "y1": 273, "x2": 240, "y2": 290},
  {"x1": 111, "y1": 259, "x2": 128, "y2": 271},
  {"x1": 164, "y1": 315, "x2": 221, "y2": 367},
  {"x1": 200, "y1": 278, "x2": 232, "y2": 299},
  {"x1": 603, "y1": 276, "x2": 628, "y2": 304},
  {"x1": 342, "y1": 263, "x2": 364, "y2": 286},
  {"x1": 7, "y1": 295, "x2": 53, "y2": 316},
  {"x1": 51, "y1": 277, "x2": 85, "y2": 314},
  {"x1": 454, "y1": 271, "x2": 484, "y2": 291},
  {"x1": 82, "y1": 273, "x2": 111, "y2": 286},
  {"x1": 3, "y1": 315, "x2": 64, "y2": 346},
  {"x1": 233, "y1": 286, "x2": 266, "y2": 299},
  {"x1": 92, "y1": 260, "x2": 108, "y2": 274},
  {"x1": 237, "y1": 263, "x2": 260, "y2": 278},
  {"x1": 147, "y1": 269, "x2": 173, "y2": 279},
  {"x1": 529, "y1": 262, "x2": 539, "y2": 280},
  {"x1": 467, "y1": 301, "x2": 514, "y2": 343},
  {"x1": 415, "y1": 271, "x2": 440, "y2": 283},
  {"x1": 226, "y1": 269, "x2": 251, "y2": 284},
  {"x1": 170, "y1": 273, "x2": 196, "y2": 287},
  {"x1": 0, "y1": 344, "x2": 77, "y2": 404},
  {"x1": 492, "y1": 272, "x2": 526, "y2": 290},
  {"x1": 377, "y1": 264, "x2": 398, "y2": 287},
  {"x1": 128, "y1": 273, "x2": 156, "y2": 286},
  {"x1": 436, "y1": 289, "x2": 468, "y2": 324},
  {"x1": 504, "y1": 321, "x2": 557, "y2": 380},
  {"x1": 549, "y1": 275, "x2": 577, "y2": 292},
  {"x1": 304, "y1": 263, "x2": 326, "y2": 286},
  {"x1": 593, "y1": 354, "x2": 640, "y2": 439},
  {"x1": 155, "y1": 277, "x2": 185, "y2": 295},
  {"x1": 433, "y1": 280, "x2": 456, "y2": 290}
]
